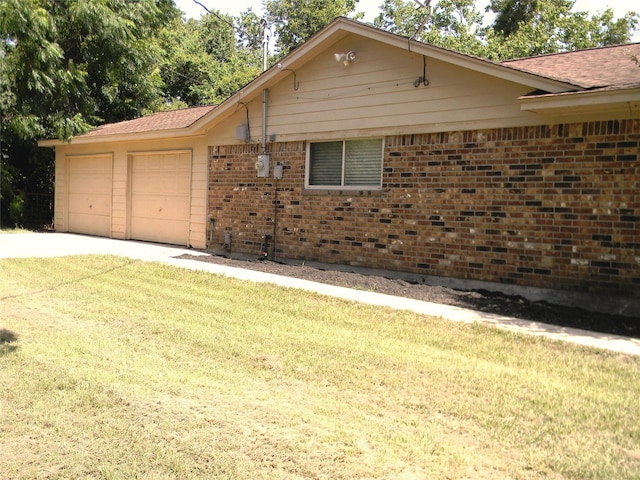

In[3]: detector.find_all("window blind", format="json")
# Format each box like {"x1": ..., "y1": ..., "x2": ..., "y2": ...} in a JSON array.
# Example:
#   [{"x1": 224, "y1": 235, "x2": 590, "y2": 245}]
[
  {"x1": 345, "y1": 139, "x2": 383, "y2": 186},
  {"x1": 309, "y1": 141, "x2": 342, "y2": 186}
]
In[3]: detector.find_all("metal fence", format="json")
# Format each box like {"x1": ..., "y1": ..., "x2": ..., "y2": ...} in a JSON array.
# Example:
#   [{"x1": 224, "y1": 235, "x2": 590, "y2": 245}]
[{"x1": 23, "y1": 192, "x2": 54, "y2": 230}]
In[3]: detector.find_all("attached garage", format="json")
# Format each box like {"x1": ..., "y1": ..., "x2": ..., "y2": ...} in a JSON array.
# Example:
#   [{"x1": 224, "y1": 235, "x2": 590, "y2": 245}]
[
  {"x1": 42, "y1": 105, "x2": 214, "y2": 249},
  {"x1": 67, "y1": 154, "x2": 112, "y2": 237},
  {"x1": 129, "y1": 151, "x2": 191, "y2": 246}
]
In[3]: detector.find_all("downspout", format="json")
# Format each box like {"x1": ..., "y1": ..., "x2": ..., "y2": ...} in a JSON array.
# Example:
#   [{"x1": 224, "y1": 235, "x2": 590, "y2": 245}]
[{"x1": 262, "y1": 88, "x2": 267, "y2": 154}]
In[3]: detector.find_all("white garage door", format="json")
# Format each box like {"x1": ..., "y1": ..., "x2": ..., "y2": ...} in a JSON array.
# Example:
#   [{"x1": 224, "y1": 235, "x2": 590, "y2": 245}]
[
  {"x1": 130, "y1": 151, "x2": 191, "y2": 246},
  {"x1": 67, "y1": 155, "x2": 112, "y2": 237}
]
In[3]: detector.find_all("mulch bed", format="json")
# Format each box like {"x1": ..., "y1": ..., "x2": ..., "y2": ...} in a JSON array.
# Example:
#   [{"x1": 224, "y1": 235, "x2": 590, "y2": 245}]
[{"x1": 179, "y1": 254, "x2": 640, "y2": 339}]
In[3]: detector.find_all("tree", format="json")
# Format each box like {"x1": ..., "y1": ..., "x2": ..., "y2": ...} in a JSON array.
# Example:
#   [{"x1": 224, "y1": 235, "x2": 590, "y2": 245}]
[
  {"x1": 374, "y1": 0, "x2": 639, "y2": 60},
  {"x1": 487, "y1": 0, "x2": 640, "y2": 58},
  {"x1": 561, "y1": 8, "x2": 639, "y2": 50},
  {"x1": 265, "y1": 0, "x2": 358, "y2": 56},
  {"x1": 374, "y1": 0, "x2": 489, "y2": 56},
  {"x1": 157, "y1": 8, "x2": 263, "y2": 107},
  {"x1": 374, "y1": 0, "x2": 426, "y2": 37},
  {"x1": 157, "y1": 17, "x2": 210, "y2": 108},
  {"x1": 422, "y1": 0, "x2": 487, "y2": 54},
  {"x1": 488, "y1": 0, "x2": 539, "y2": 37},
  {"x1": 0, "y1": 0, "x2": 175, "y2": 227}
]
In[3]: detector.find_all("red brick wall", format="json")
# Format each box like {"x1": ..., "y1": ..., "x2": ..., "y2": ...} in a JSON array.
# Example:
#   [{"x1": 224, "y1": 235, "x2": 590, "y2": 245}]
[{"x1": 209, "y1": 119, "x2": 640, "y2": 295}]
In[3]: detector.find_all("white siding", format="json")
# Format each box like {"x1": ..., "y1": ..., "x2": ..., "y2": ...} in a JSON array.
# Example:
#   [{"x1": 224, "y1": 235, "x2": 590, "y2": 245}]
[{"x1": 208, "y1": 34, "x2": 540, "y2": 145}]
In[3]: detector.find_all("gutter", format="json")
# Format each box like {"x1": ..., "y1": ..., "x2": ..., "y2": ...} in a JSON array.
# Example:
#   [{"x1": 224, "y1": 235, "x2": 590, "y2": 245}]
[
  {"x1": 519, "y1": 86, "x2": 640, "y2": 113},
  {"x1": 37, "y1": 129, "x2": 208, "y2": 148}
]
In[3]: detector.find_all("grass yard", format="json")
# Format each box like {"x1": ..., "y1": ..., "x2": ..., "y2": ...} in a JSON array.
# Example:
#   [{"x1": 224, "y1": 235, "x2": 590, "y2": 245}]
[{"x1": 1, "y1": 255, "x2": 639, "y2": 479}]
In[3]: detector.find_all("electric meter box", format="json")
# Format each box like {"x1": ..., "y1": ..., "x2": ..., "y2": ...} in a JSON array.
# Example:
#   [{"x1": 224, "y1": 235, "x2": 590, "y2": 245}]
[
  {"x1": 274, "y1": 161, "x2": 284, "y2": 179},
  {"x1": 256, "y1": 154, "x2": 270, "y2": 177}
]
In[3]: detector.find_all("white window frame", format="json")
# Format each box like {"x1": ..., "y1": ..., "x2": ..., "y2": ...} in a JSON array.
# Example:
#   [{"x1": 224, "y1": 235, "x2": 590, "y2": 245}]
[{"x1": 305, "y1": 138, "x2": 384, "y2": 190}]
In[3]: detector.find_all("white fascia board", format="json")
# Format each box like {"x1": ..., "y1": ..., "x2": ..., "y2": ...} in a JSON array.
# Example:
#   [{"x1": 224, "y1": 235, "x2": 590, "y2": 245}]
[
  {"x1": 38, "y1": 129, "x2": 206, "y2": 147},
  {"x1": 520, "y1": 87, "x2": 640, "y2": 112}
]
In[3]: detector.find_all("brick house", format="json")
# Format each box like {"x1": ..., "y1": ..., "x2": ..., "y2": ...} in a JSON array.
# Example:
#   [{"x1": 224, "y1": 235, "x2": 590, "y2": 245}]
[{"x1": 40, "y1": 18, "x2": 640, "y2": 312}]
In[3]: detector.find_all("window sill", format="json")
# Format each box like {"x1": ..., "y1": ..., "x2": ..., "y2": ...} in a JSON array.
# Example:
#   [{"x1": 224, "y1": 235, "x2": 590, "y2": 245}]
[{"x1": 303, "y1": 188, "x2": 383, "y2": 196}]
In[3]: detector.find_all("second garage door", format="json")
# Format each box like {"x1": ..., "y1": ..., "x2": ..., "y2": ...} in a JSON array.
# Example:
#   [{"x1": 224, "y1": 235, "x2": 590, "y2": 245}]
[{"x1": 130, "y1": 151, "x2": 191, "y2": 246}]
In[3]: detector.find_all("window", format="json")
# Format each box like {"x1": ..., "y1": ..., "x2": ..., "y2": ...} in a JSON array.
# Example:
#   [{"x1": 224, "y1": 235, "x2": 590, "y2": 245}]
[{"x1": 307, "y1": 139, "x2": 383, "y2": 189}]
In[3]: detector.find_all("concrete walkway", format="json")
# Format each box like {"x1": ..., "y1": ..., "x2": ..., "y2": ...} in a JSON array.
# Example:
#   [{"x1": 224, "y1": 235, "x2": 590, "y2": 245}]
[{"x1": 2, "y1": 232, "x2": 639, "y2": 356}]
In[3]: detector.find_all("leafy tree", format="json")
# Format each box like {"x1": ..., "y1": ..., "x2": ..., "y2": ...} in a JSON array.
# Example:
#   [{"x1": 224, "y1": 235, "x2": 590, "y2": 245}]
[
  {"x1": 0, "y1": 0, "x2": 175, "y2": 226},
  {"x1": 487, "y1": 0, "x2": 639, "y2": 58},
  {"x1": 374, "y1": 0, "x2": 638, "y2": 60},
  {"x1": 1, "y1": 0, "x2": 87, "y2": 142},
  {"x1": 374, "y1": 0, "x2": 426, "y2": 37},
  {"x1": 265, "y1": 0, "x2": 358, "y2": 55},
  {"x1": 422, "y1": 0, "x2": 487, "y2": 54},
  {"x1": 157, "y1": 18, "x2": 208, "y2": 107},
  {"x1": 560, "y1": 8, "x2": 639, "y2": 50},
  {"x1": 488, "y1": 0, "x2": 538, "y2": 37},
  {"x1": 157, "y1": 8, "x2": 262, "y2": 107},
  {"x1": 374, "y1": 0, "x2": 489, "y2": 56},
  {"x1": 236, "y1": 8, "x2": 267, "y2": 51},
  {"x1": 488, "y1": 0, "x2": 638, "y2": 53}
]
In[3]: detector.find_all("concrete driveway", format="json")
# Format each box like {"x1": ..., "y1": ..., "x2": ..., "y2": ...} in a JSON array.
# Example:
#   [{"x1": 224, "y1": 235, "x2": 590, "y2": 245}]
[
  {"x1": 2, "y1": 232, "x2": 640, "y2": 356},
  {"x1": 0, "y1": 231, "x2": 203, "y2": 261}
]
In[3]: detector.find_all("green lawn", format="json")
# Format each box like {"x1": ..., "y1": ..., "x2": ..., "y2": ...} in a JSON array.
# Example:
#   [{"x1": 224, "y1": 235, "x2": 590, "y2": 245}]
[{"x1": 1, "y1": 255, "x2": 639, "y2": 479}]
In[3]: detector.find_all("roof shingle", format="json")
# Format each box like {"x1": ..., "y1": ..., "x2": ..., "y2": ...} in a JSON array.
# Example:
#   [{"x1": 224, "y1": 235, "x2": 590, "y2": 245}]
[
  {"x1": 503, "y1": 43, "x2": 640, "y2": 89},
  {"x1": 81, "y1": 105, "x2": 216, "y2": 138}
]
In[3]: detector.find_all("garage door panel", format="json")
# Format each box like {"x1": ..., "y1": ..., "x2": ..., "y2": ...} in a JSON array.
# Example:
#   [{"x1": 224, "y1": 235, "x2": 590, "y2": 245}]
[
  {"x1": 132, "y1": 173, "x2": 190, "y2": 193},
  {"x1": 68, "y1": 193, "x2": 111, "y2": 216},
  {"x1": 69, "y1": 173, "x2": 111, "y2": 193},
  {"x1": 130, "y1": 218, "x2": 189, "y2": 246},
  {"x1": 67, "y1": 156, "x2": 112, "y2": 237},
  {"x1": 130, "y1": 152, "x2": 191, "y2": 246},
  {"x1": 132, "y1": 153, "x2": 189, "y2": 170},
  {"x1": 130, "y1": 196, "x2": 190, "y2": 218},
  {"x1": 68, "y1": 212, "x2": 110, "y2": 235}
]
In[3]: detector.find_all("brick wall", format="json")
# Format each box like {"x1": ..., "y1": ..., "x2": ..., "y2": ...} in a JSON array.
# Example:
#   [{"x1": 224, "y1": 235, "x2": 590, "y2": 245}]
[{"x1": 209, "y1": 119, "x2": 640, "y2": 295}]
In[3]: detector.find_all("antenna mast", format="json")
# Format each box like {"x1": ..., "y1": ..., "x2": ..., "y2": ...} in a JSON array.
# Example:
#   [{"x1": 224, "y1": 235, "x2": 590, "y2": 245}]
[{"x1": 410, "y1": 0, "x2": 432, "y2": 40}]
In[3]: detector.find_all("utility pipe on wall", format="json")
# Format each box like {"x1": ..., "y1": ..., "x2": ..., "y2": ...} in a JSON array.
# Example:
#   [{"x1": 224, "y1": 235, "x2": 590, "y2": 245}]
[
  {"x1": 260, "y1": 19, "x2": 272, "y2": 256},
  {"x1": 262, "y1": 88, "x2": 267, "y2": 153},
  {"x1": 261, "y1": 18, "x2": 268, "y2": 154},
  {"x1": 273, "y1": 176, "x2": 278, "y2": 261}
]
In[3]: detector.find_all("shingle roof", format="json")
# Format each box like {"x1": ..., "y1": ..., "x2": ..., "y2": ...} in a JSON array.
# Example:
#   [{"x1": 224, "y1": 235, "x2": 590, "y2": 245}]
[
  {"x1": 81, "y1": 105, "x2": 216, "y2": 138},
  {"x1": 502, "y1": 43, "x2": 640, "y2": 89}
]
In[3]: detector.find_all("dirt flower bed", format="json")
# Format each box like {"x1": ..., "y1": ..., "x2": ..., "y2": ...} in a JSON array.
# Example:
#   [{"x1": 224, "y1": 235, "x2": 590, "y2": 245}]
[{"x1": 180, "y1": 254, "x2": 640, "y2": 339}]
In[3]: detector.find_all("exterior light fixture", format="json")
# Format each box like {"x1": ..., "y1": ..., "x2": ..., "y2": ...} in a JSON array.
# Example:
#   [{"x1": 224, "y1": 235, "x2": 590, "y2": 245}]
[{"x1": 334, "y1": 51, "x2": 356, "y2": 66}]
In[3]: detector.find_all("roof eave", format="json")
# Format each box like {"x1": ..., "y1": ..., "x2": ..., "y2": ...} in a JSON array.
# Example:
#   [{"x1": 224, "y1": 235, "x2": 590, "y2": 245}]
[
  {"x1": 519, "y1": 86, "x2": 640, "y2": 114},
  {"x1": 37, "y1": 127, "x2": 206, "y2": 147}
]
